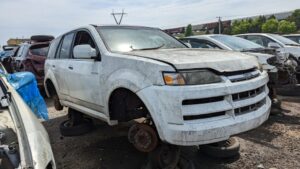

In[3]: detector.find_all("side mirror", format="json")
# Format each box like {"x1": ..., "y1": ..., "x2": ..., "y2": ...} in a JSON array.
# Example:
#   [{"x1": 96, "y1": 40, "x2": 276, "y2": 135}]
[
  {"x1": 183, "y1": 42, "x2": 192, "y2": 48},
  {"x1": 73, "y1": 44, "x2": 97, "y2": 59},
  {"x1": 268, "y1": 42, "x2": 281, "y2": 49}
]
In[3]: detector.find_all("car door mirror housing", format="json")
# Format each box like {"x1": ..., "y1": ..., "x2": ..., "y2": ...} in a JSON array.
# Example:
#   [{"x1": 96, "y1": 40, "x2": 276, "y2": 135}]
[
  {"x1": 268, "y1": 42, "x2": 281, "y2": 49},
  {"x1": 73, "y1": 45, "x2": 97, "y2": 59}
]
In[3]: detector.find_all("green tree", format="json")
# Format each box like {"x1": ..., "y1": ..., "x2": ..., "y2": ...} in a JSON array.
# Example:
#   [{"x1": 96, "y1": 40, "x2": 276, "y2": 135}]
[
  {"x1": 184, "y1": 24, "x2": 193, "y2": 37},
  {"x1": 278, "y1": 20, "x2": 297, "y2": 34},
  {"x1": 262, "y1": 19, "x2": 279, "y2": 33},
  {"x1": 288, "y1": 9, "x2": 300, "y2": 29},
  {"x1": 248, "y1": 16, "x2": 266, "y2": 33},
  {"x1": 268, "y1": 15, "x2": 276, "y2": 20},
  {"x1": 223, "y1": 27, "x2": 232, "y2": 35},
  {"x1": 231, "y1": 20, "x2": 251, "y2": 34}
]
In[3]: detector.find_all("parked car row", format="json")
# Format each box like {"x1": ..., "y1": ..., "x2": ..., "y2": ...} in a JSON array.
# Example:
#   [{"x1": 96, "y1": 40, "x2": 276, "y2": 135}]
[
  {"x1": 2, "y1": 35, "x2": 54, "y2": 89},
  {"x1": 182, "y1": 33, "x2": 300, "y2": 87},
  {"x1": 1, "y1": 26, "x2": 299, "y2": 168}
]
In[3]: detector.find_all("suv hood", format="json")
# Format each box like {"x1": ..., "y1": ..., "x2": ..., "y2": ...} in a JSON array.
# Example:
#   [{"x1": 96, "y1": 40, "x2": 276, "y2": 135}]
[{"x1": 127, "y1": 49, "x2": 259, "y2": 72}]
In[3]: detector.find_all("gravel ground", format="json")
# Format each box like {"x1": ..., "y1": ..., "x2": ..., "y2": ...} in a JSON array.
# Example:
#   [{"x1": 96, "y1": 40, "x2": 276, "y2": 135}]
[{"x1": 43, "y1": 96, "x2": 300, "y2": 169}]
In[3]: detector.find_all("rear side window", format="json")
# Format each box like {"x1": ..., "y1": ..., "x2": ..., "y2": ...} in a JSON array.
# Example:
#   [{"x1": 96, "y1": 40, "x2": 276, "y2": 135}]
[{"x1": 58, "y1": 33, "x2": 74, "y2": 59}]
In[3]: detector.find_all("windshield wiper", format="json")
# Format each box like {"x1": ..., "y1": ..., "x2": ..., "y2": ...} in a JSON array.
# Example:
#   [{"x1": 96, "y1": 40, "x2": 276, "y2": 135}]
[
  {"x1": 240, "y1": 48, "x2": 265, "y2": 52},
  {"x1": 131, "y1": 44, "x2": 165, "y2": 51},
  {"x1": 286, "y1": 44, "x2": 300, "y2": 46}
]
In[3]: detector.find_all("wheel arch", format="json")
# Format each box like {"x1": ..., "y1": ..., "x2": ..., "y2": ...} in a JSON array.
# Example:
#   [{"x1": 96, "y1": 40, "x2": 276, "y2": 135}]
[{"x1": 108, "y1": 87, "x2": 149, "y2": 122}]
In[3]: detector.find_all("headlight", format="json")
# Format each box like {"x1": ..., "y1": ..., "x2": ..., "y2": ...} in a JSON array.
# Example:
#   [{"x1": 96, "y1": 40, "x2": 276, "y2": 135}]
[{"x1": 163, "y1": 70, "x2": 222, "y2": 85}]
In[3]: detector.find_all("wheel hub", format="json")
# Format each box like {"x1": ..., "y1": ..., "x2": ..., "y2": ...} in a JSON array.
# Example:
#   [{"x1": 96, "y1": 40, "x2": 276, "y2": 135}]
[{"x1": 128, "y1": 123, "x2": 158, "y2": 152}]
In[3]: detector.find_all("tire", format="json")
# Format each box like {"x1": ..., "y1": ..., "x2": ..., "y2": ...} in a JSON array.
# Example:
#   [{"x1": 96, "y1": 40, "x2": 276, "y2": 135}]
[
  {"x1": 177, "y1": 153, "x2": 195, "y2": 169},
  {"x1": 149, "y1": 144, "x2": 181, "y2": 169},
  {"x1": 59, "y1": 118, "x2": 94, "y2": 137},
  {"x1": 30, "y1": 35, "x2": 54, "y2": 42},
  {"x1": 199, "y1": 137, "x2": 240, "y2": 158},
  {"x1": 53, "y1": 94, "x2": 63, "y2": 111}
]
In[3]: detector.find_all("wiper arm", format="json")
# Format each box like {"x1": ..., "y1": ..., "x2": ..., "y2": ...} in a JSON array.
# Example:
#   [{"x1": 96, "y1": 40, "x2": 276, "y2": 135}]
[
  {"x1": 286, "y1": 44, "x2": 300, "y2": 46},
  {"x1": 131, "y1": 44, "x2": 165, "y2": 51},
  {"x1": 240, "y1": 48, "x2": 264, "y2": 52}
]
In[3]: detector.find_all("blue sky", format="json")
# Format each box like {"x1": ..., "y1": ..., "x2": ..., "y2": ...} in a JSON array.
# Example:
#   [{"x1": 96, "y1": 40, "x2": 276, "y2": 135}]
[{"x1": 0, "y1": 0, "x2": 299, "y2": 46}]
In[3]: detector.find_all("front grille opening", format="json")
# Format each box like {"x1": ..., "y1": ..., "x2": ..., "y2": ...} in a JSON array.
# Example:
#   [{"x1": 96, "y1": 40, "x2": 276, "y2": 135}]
[
  {"x1": 232, "y1": 86, "x2": 264, "y2": 101},
  {"x1": 234, "y1": 99, "x2": 265, "y2": 115},
  {"x1": 182, "y1": 96, "x2": 224, "y2": 105},
  {"x1": 226, "y1": 69, "x2": 260, "y2": 83},
  {"x1": 183, "y1": 111, "x2": 226, "y2": 121}
]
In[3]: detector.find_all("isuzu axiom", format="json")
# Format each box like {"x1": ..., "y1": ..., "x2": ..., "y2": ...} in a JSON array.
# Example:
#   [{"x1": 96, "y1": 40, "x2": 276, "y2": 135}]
[{"x1": 44, "y1": 25, "x2": 271, "y2": 153}]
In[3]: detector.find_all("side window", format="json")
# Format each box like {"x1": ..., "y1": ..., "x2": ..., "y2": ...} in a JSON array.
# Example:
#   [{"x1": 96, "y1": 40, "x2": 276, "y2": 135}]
[
  {"x1": 16, "y1": 46, "x2": 24, "y2": 57},
  {"x1": 190, "y1": 40, "x2": 220, "y2": 49},
  {"x1": 58, "y1": 33, "x2": 74, "y2": 59},
  {"x1": 246, "y1": 35, "x2": 275, "y2": 47},
  {"x1": 245, "y1": 36, "x2": 265, "y2": 46},
  {"x1": 74, "y1": 31, "x2": 96, "y2": 48}
]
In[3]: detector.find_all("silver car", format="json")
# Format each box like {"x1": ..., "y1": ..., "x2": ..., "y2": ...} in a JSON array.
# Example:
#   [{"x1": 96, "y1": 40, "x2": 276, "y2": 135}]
[{"x1": 236, "y1": 33, "x2": 300, "y2": 60}]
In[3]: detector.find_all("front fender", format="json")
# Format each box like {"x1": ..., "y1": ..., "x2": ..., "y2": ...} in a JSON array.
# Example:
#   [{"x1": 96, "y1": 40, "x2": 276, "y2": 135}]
[{"x1": 103, "y1": 69, "x2": 153, "y2": 113}]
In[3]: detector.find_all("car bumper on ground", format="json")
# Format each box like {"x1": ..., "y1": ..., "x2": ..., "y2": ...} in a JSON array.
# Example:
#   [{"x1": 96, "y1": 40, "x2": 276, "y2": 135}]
[{"x1": 137, "y1": 71, "x2": 271, "y2": 146}]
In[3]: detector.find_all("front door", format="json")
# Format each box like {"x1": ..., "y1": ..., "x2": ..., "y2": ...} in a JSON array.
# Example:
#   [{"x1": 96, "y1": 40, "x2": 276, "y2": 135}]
[{"x1": 66, "y1": 30, "x2": 103, "y2": 112}]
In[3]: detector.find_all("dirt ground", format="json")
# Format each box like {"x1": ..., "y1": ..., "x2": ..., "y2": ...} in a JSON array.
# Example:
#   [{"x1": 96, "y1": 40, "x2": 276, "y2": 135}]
[{"x1": 42, "y1": 96, "x2": 300, "y2": 169}]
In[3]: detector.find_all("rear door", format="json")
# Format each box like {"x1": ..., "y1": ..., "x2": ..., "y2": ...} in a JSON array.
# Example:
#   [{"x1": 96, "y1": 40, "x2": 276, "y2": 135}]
[
  {"x1": 66, "y1": 30, "x2": 103, "y2": 112},
  {"x1": 52, "y1": 32, "x2": 75, "y2": 97}
]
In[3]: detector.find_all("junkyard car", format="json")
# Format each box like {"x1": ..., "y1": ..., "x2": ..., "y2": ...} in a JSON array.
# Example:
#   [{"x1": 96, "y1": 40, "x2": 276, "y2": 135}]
[
  {"x1": 181, "y1": 35, "x2": 279, "y2": 100},
  {"x1": 1, "y1": 45, "x2": 19, "y2": 73},
  {"x1": 0, "y1": 63, "x2": 56, "y2": 169},
  {"x1": 44, "y1": 25, "x2": 271, "y2": 148},
  {"x1": 236, "y1": 33, "x2": 300, "y2": 59},
  {"x1": 283, "y1": 34, "x2": 300, "y2": 44},
  {"x1": 11, "y1": 35, "x2": 54, "y2": 88}
]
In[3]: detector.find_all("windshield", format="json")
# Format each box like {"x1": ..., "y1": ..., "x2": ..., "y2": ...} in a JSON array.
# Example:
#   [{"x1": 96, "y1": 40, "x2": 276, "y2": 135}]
[
  {"x1": 269, "y1": 34, "x2": 299, "y2": 45},
  {"x1": 97, "y1": 26, "x2": 186, "y2": 52},
  {"x1": 210, "y1": 35, "x2": 263, "y2": 51}
]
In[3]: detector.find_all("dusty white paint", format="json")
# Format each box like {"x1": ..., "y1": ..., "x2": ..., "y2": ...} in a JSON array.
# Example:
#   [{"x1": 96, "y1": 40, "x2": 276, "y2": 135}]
[{"x1": 44, "y1": 25, "x2": 271, "y2": 146}]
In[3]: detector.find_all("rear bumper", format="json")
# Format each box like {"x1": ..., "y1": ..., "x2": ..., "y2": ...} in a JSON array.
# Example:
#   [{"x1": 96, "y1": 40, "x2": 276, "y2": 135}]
[{"x1": 137, "y1": 71, "x2": 270, "y2": 146}]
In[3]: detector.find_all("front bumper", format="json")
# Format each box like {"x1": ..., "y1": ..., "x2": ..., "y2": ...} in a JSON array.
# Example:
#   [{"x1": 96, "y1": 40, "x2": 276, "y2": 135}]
[{"x1": 137, "y1": 71, "x2": 271, "y2": 146}]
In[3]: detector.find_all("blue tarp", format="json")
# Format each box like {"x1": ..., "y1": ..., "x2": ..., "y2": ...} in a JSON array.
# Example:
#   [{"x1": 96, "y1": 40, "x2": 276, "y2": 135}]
[{"x1": 7, "y1": 72, "x2": 48, "y2": 120}]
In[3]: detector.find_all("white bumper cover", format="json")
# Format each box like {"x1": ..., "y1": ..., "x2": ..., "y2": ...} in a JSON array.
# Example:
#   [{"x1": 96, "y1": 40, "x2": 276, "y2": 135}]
[{"x1": 137, "y1": 71, "x2": 271, "y2": 146}]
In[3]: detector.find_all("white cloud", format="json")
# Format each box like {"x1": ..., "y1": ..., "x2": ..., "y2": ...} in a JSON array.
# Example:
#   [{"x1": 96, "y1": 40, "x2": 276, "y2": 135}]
[{"x1": 0, "y1": 0, "x2": 299, "y2": 45}]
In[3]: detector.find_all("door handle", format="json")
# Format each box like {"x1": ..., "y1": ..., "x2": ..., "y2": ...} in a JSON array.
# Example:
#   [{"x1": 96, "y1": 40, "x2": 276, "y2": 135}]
[{"x1": 68, "y1": 66, "x2": 73, "y2": 70}]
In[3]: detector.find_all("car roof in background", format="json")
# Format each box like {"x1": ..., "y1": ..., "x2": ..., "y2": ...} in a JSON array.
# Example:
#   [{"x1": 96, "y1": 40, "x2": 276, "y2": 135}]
[{"x1": 283, "y1": 34, "x2": 300, "y2": 37}]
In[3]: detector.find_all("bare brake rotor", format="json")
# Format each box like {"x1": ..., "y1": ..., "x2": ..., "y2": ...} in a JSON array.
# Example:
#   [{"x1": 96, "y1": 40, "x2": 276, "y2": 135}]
[{"x1": 128, "y1": 123, "x2": 158, "y2": 153}]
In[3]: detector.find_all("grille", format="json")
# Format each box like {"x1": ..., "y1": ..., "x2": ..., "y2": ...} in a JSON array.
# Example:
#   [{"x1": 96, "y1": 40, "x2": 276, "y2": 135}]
[
  {"x1": 234, "y1": 99, "x2": 266, "y2": 115},
  {"x1": 227, "y1": 70, "x2": 260, "y2": 83},
  {"x1": 232, "y1": 86, "x2": 265, "y2": 101},
  {"x1": 182, "y1": 96, "x2": 224, "y2": 105},
  {"x1": 183, "y1": 111, "x2": 226, "y2": 121}
]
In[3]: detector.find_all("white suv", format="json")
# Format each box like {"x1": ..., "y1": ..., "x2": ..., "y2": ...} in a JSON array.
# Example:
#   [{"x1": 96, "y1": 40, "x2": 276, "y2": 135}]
[{"x1": 44, "y1": 25, "x2": 271, "y2": 147}]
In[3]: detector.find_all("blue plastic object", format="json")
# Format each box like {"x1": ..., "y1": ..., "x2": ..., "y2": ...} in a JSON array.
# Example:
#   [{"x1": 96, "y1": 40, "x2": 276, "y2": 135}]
[{"x1": 7, "y1": 72, "x2": 48, "y2": 120}]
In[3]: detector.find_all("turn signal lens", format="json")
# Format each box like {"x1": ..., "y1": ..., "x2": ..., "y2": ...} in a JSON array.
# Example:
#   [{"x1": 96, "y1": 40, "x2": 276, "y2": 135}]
[{"x1": 163, "y1": 73, "x2": 185, "y2": 85}]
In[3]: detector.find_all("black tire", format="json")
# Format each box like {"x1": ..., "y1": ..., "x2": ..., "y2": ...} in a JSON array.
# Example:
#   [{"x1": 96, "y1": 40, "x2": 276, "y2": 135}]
[
  {"x1": 53, "y1": 94, "x2": 63, "y2": 111},
  {"x1": 149, "y1": 144, "x2": 180, "y2": 169},
  {"x1": 30, "y1": 35, "x2": 54, "y2": 42},
  {"x1": 177, "y1": 153, "x2": 195, "y2": 169},
  {"x1": 59, "y1": 118, "x2": 94, "y2": 137},
  {"x1": 199, "y1": 137, "x2": 240, "y2": 158}
]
